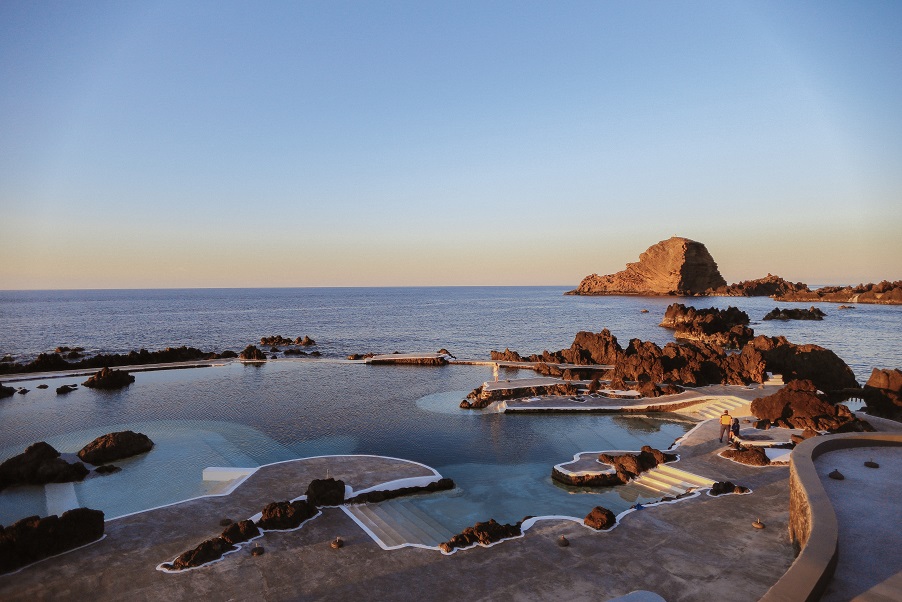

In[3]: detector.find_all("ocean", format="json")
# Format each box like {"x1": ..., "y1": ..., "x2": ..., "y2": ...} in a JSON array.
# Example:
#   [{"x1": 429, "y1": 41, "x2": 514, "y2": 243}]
[{"x1": 0, "y1": 287, "x2": 899, "y2": 528}]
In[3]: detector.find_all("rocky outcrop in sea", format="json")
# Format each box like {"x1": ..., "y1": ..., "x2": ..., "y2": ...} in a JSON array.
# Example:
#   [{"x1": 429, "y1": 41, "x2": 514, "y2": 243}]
[
  {"x1": 708, "y1": 274, "x2": 809, "y2": 297},
  {"x1": 567, "y1": 237, "x2": 727, "y2": 296},
  {"x1": 659, "y1": 303, "x2": 753, "y2": 348},
  {"x1": 0, "y1": 346, "x2": 238, "y2": 376},
  {"x1": 774, "y1": 280, "x2": 902, "y2": 305},
  {"x1": 762, "y1": 307, "x2": 826, "y2": 321}
]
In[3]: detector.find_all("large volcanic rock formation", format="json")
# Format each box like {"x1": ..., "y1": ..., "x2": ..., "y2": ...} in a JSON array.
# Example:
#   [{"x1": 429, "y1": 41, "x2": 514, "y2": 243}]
[
  {"x1": 775, "y1": 281, "x2": 902, "y2": 305},
  {"x1": 567, "y1": 237, "x2": 727, "y2": 296},
  {"x1": 749, "y1": 379, "x2": 872, "y2": 432}
]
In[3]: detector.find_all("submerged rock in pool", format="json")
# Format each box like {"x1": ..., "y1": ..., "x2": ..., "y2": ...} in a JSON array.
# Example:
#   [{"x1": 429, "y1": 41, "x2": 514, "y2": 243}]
[
  {"x1": 82, "y1": 367, "x2": 135, "y2": 390},
  {"x1": 0, "y1": 441, "x2": 89, "y2": 490},
  {"x1": 77, "y1": 430, "x2": 154, "y2": 465}
]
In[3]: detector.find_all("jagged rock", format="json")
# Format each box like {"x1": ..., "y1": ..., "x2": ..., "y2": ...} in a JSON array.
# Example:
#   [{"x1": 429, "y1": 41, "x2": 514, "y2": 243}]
[
  {"x1": 0, "y1": 508, "x2": 104, "y2": 574},
  {"x1": 710, "y1": 481, "x2": 750, "y2": 495},
  {"x1": 584, "y1": 506, "x2": 616, "y2": 530},
  {"x1": 775, "y1": 280, "x2": 902, "y2": 305},
  {"x1": 0, "y1": 384, "x2": 14, "y2": 399},
  {"x1": 750, "y1": 335, "x2": 858, "y2": 391},
  {"x1": 0, "y1": 442, "x2": 89, "y2": 490},
  {"x1": 553, "y1": 447, "x2": 675, "y2": 487},
  {"x1": 749, "y1": 380, "x2": 870, "y2": 432},
  {"x1": 438, "y1": 519, "x2": 522, "y2": 553},
  {"x1": 490, "y1": 348, "x2": 524, "y2": 362},
  {"x1": 256, "y1": 500, "x2": 317, "y2": 530},
  {"x1": 298, "y1": 336, "x2": 316, "y2": 346},
  {"x1": 660, "y1": 303, "x2": 753, "y2": 348},
  {"x1": 709, "y1": 274, "x2": 809, "y2": 297},
  {"x1": 82, "y1": 367, "x2": 135, "y2": 390},
  {"x1": 721, "y1": 446, "x2": 770, "y2": 466},
  {"x1": 220, "y1": 520, "x2": 259, "y2": 545},
  {"x1": 239, "y1": 345, "x2": 267, "y2": 361},
  {"x1": 568, "y1": 237, "x2": 727, "y2": 296},
  {"x1": 346, "y1": 478, "x2": 454, "y2": 504},
  {"x1": 462, "y1": 382, "x2": 580, "y2": 409},
  {"x1": 163, "y1": 537, "x2": 235, "y2": 571},
  {"x1": 305, "y1": 478, "x2": 345, "y2": 506},
  {"x1": 762, "y1": 307, "x2": 826, "y2": 321},
  {"x1": 16, "y1": 388, "x2": 27, "y2": 395},
  {"x1": 77, "y1": 431, "x2": 153, "y2": 465},
  {"x1": 0, "y1": 346, "x2": 236, "y2": 377}
]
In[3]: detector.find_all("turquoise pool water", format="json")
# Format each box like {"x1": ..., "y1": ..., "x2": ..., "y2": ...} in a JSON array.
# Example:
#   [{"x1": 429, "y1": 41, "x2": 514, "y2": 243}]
[{"x1": 0, "y1": 362, "x2": 692, "y2": 528}]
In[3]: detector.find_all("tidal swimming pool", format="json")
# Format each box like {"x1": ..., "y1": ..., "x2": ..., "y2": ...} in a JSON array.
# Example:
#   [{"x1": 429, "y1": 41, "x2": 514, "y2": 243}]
[{"x1": 0, "y1": 362, "x2": 693, "y2": 528}]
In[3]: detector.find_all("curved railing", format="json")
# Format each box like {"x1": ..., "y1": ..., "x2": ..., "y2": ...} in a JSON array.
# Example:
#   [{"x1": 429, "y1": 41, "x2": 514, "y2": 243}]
[{"x1": 759, "y1": 432, "x2": 902, "y2": 601}]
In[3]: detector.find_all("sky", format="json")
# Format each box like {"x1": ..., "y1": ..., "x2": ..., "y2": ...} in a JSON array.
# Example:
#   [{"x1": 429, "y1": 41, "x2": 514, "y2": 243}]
[{"x1": 1, "y1": 1, "x2": 900, "y2": 289}]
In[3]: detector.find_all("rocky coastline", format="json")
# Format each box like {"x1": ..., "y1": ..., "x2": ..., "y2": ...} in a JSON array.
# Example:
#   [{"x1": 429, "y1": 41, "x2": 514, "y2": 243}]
[{"x1": 566, "y1": 236, "x2": 900, "y2": 304}]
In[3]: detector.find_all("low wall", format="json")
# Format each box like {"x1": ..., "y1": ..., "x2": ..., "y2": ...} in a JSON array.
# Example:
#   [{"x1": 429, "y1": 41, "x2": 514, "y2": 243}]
[{"x1": 760, "y1": 432, "x2": 902, "y2": 602}]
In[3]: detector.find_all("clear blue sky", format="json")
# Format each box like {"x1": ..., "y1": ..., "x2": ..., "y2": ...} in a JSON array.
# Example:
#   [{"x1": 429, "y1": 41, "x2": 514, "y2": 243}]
[{"x1": 1, "y1": 1, "x2": 900, "y2": 289}]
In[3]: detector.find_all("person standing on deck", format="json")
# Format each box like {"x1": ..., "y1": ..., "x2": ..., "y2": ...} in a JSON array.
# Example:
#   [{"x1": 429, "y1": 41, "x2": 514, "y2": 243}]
[{"x1": 719, "y1": 410, "x2": 732, "y2": 443}]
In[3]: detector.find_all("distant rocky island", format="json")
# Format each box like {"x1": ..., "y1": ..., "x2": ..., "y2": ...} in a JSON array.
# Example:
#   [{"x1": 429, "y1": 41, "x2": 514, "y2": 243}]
[
  {"x1": 568, "y1": 236, "x2": 901, "y2": 304},
  {"x1": 567, "y1": 237, "x2": 726, "y2": 296}
]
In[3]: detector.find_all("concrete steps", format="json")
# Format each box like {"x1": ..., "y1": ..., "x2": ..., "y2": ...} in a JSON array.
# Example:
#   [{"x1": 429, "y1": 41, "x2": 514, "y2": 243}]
[
  {"x1": 627, "y1": 465, "x2": 716, "y2": 500},
  {"x1": 344, "y1": 499, "x2": 456, "y2": 549},
  {"x1": 691, "y1": 397, "x2": 748, "y2": 420}
]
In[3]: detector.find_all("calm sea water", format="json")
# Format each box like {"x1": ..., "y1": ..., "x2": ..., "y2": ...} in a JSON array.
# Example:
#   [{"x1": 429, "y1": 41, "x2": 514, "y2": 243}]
[{"x1": 0, "y1": 287, "x2": 899, "y2": 527}]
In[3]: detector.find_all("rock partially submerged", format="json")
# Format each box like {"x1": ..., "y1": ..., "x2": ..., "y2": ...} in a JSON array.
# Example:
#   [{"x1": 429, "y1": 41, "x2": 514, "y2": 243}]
[
  {"x1": 0, "y1": 384, "x2": 14, "y2": 399},
  {"x1": 239, "y1": 345, "x2": 267, "y2": 361},
  {"x1": 461, "y1": 382, "x2": 580, "y2": 409},
  {"x1": 709, "y1": 274, "x2": 809, "y2": 298},
  {"x1": 0, "y1": 442, "x2": 89, "y2": 490},
  {"x1": 0, "y1": 508, "x2": 104, "y2": 574},
  {"x1": 567, "y1": 237, "x2": 727, "y2": 296},
  {"x1": 438, "y1": 519, "x2": 522, "y2": 553},
  {"x1": 775, "y1": 280, "x2": 902, "y2": 305},
  {"x1": 77, "y1": 431, "x2": 154, "y2": 465},
  {"x1": 660, "y1": 303, "x2": 753, "y2": 348},
  {"x1": 762, "y1": 307, "x2": 826, "y2": 321},
  {"x1": 862, "y1": 368, "x2": 902, "y2": 420},
  {"x1": 82, "y1": 367, "x2": 135, "y2": 389},
  {"x1": 260, "y1": 335, "x2": 316, "y2": 347},
  {"x1": 0, "y1": 346, "x2": 236, "y2": 376},
  {"x1": 345, "y1": 478, "x2": 454, "y2": 504}
]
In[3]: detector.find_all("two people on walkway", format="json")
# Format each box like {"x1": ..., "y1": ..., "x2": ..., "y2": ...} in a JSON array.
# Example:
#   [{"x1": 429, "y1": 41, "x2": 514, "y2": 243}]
[{"x1": 719, "y1": 410, "x2": 741, "y2": 443}]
